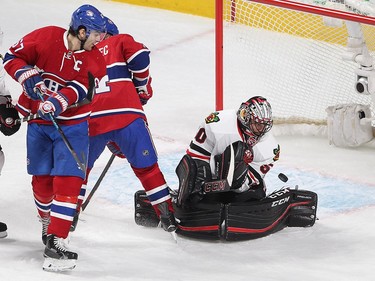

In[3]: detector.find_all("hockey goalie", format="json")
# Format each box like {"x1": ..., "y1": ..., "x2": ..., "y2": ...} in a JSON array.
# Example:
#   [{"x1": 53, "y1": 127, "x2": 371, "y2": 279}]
[{"x1": 134, "y1": 96, "x2": 318, "y2": 240}]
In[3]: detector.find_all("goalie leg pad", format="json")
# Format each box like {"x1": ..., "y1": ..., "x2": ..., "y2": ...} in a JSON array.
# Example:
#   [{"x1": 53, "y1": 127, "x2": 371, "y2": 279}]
[
  {"x1": 174, "y1": 202, "x2": 223, "y2": 240},
  {"x1": 134, "y1": 190, "x2": 160, "y2": 228},
  {"x1": 224, "y1": 188, "x2": 318, "y2": 241}
]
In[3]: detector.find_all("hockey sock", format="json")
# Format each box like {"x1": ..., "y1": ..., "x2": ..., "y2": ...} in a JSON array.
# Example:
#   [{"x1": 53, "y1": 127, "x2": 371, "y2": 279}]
[
  {"x1": 48, "y1": 176, "x2": 83, "y2": 238},
  {"x1": 32, "y1": 175, "x2": 54, "y2": 219},
  {"x1": 132, "y1": 163, "x2": 173, "y2": 216}
]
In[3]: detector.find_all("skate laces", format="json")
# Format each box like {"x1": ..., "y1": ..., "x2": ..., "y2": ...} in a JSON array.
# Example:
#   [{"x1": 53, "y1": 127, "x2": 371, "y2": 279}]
[
  {"x1": 53, "y1": 236, "x2": 69, "y2": 253},
  {"x1": 38, "y1": 215, "x2": 50, "y2": 236}
]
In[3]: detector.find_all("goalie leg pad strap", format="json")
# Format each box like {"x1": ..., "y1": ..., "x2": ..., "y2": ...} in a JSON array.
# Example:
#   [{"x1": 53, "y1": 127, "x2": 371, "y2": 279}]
[{"x1": 224, "y1": 189, "x2": 318, "y2": 241}]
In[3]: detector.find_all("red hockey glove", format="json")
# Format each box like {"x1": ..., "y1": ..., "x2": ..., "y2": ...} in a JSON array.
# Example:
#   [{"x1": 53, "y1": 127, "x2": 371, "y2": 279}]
[
  {"x1": 106, "y1": 141, "x2": 126, "y2": 158},
  {"x1": 136, "y1": 77, "x2": 153, "y2": 105}
]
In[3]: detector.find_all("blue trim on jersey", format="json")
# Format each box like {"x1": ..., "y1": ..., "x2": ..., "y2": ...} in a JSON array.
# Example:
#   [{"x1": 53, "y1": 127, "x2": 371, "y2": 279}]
[
  {"x1": 90, "y1": 109, "x2": 145, "y2": 119},
  {"x1": 2, "y1": 52, "x2": 16, "y2": 65},
  {"x1": 147, "y1": 188, "x2": 170, "y2": 204},
  {"x1": 107, "y1": 64, "x2": 131, "y2": 81},
  {"x1": 66, "y1": 80, "x2": 88, "y2": 101},
  {"x1": 128, "y1": 50, "x2": 150, "y2": 72}
]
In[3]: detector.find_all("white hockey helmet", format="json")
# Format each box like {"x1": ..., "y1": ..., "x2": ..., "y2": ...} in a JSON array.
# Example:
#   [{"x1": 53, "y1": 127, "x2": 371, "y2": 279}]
[{"x1": 237, "y1": 96, "x2": 273, "y2": 145}]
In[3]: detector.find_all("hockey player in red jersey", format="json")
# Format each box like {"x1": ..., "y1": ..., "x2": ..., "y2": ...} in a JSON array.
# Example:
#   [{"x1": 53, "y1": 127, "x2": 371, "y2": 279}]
[
  {"x1": 3, "y1": 5, "x2": 107, "y2": 271},
  {"x1": 72, "y1": 17, "x2": 176, "y2": 233}
]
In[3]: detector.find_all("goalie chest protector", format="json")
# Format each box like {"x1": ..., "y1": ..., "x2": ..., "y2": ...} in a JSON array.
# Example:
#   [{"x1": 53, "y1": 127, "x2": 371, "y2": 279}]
[{"x1": 326, "y1": 103, "x2": 374, "y2": 147}]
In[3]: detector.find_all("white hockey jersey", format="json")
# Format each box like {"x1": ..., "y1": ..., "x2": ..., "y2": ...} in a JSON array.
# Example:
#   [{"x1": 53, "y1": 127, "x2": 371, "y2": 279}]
[{"x1": 187, "y1": 109, "x2": 280, "y2": 183}]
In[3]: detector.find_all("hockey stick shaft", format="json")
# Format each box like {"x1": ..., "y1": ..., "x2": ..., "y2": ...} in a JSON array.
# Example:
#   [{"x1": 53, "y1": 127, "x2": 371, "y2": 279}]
[
  {"x1": 36, "y1": 91, "x2": 87, "y2": 172},
  {"x1": 81, "y1": 153, "x2": 116, "y2": 211}
]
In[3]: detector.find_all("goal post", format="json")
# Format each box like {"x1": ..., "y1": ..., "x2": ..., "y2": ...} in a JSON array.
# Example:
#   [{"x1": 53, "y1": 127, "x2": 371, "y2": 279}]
[{"x1": 215, "y1": 0, "x2": 375, "y2": 125}]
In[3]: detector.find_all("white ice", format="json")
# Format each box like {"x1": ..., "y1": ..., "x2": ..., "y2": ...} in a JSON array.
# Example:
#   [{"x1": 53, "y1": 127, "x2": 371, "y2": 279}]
[{"x1": 1, "y1": 0, "x2": 375, "y2": 280}]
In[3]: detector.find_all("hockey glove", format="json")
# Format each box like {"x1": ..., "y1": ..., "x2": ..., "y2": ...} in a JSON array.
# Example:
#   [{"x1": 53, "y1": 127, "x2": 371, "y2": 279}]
[
  {"x1": 0, "y1": 95, "x2": 20, "y2": 136},
  {"x1": 106, "y1": 141, "x2": 126, "y2": 158},
  {"x1": 136, "y1": 77, "x2": 153, "y2": 105},
  {"x1": 15, "y1": 66, "x2": 45, "y2": 100},
  {"x1": 37, "y1": 93, "x2": 68, "y2": 121}
]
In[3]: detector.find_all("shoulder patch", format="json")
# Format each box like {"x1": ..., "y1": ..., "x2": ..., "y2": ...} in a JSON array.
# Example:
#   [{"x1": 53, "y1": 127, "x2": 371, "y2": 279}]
[{"x1": 205, "y1": 112, "x2": 220, "y2": 124}]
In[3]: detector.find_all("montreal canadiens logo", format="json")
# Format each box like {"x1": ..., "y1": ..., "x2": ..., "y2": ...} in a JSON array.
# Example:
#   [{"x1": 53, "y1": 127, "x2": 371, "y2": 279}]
[{"x1": 42, "y1": 103, "x2": 53, "y2": 111}]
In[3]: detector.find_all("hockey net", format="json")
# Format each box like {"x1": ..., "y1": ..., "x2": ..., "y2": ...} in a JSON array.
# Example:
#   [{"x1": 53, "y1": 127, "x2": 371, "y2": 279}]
[{"x1": 218, "y1": 0, "x2": 375, "y2": 126}]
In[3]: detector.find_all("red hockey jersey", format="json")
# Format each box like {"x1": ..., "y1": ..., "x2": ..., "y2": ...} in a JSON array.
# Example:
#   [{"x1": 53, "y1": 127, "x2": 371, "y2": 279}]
[
  {"x1": 89, "y1": 34, "x2": 150, "y2": 136},
  {"x1": 3, "y1": 26, "x2": 106, "y2": 125}
]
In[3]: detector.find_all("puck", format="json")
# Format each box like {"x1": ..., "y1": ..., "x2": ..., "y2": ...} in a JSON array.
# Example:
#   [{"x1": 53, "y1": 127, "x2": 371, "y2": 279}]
[{"x1": 278, "y1": 173, "x2": 288, "y2": 183}]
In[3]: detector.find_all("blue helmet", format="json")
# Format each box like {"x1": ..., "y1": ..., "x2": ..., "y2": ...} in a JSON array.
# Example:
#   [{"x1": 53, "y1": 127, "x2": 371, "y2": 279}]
[
  {"x1": 70, "y1": 5, "x2": 106, "y2": 37},
  {"x1": 104, "y1": 16, "x2": 119, "y2": 36}
]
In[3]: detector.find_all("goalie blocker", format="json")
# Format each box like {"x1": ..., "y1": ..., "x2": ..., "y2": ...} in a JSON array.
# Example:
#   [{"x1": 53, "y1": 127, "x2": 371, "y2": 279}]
[{"x1": 134, "y1": 187, "x2": 317, "y2": 241}]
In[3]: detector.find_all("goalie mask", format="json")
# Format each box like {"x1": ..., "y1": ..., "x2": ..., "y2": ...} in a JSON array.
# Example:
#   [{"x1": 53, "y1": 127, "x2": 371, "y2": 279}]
[{"x1": 237, "y1": 96, "x2": 273, "y2": 146}]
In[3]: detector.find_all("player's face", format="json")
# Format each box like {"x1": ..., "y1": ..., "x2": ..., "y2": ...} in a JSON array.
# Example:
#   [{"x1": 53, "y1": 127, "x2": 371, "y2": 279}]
[
  {"x1": 83, "y1": 31, "x2": 106, "y2": 51},
  {"x1": 250, "y1": 121, "x2": 267, "y2": 136}
]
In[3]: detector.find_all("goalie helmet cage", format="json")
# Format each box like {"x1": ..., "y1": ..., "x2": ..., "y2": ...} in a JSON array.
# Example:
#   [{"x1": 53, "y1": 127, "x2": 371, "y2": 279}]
[{"x1": 215, "y1": 0, "x2": 375, "y2": 125}]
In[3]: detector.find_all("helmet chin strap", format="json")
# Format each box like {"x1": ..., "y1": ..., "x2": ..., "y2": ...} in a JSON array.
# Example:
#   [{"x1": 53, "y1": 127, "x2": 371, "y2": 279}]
[{"x1": 77, "y1": 31, "x2": 87, "y2": 50}]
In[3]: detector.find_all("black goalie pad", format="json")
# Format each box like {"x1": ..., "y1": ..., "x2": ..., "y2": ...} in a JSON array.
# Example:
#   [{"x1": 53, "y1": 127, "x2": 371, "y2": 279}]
[
  {"x1": 134, "y1": 190, "x2": 160, "y2": 228},
  {"x1": 134, "y1": 189, "x2": 223, "y2": 239},
  {"x1": 174, "y1": 202, "x2": 223, "y2": 240},
  {"x1": 224, "y1": 188, "x2": 318, "y2": 241}
]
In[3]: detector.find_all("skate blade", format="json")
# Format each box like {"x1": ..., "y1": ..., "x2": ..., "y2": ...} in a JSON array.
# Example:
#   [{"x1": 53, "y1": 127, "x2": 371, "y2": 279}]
[
  {"x1": 0, "y1": 231, "x2": 7, "y2": 238},
  {"x1": 42, "y1": 257, "x2": 76, "y2": 272},
  {"x1": 170, "y1": 231, "x2": 178, "y2": 243}
]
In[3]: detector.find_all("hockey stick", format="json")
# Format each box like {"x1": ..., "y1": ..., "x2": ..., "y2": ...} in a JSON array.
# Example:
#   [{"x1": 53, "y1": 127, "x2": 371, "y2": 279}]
[
  {"x1": 14, "y1": 72, "x2": 95, "y2": 125},
  {"x1": 81, "y1": 153, "x2": 116, "y2": 211},
  {"x1": 35, "y1": 90, "x2": 88, "y2": 172}
]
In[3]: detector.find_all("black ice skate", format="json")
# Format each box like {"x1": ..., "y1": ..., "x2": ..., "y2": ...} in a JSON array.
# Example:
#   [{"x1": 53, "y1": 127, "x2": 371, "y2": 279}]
[
  {"x1": 0, "y1": 221, "x2": 7, "y2": 238},
  {"x1": 43, "y1": 234, "x2": 78, "y2": 272},
  {"x1": 158, "y1": 201, "x2": 177, "y2": 232}
]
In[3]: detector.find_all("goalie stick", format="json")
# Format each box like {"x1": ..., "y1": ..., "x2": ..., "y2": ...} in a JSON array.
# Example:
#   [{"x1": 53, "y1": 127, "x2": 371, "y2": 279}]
[{"x1": 14, "y1": 72, "x2": 95, "y2": 125}]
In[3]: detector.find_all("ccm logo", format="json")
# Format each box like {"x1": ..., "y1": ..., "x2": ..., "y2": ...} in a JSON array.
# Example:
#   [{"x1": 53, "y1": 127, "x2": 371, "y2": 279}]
[
  {"x1": 272, "y1": 196, "x2": 290, "y2": 207},
  {"x1": 204, "y1": 181, "x2": 226, "y2": 193}
]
